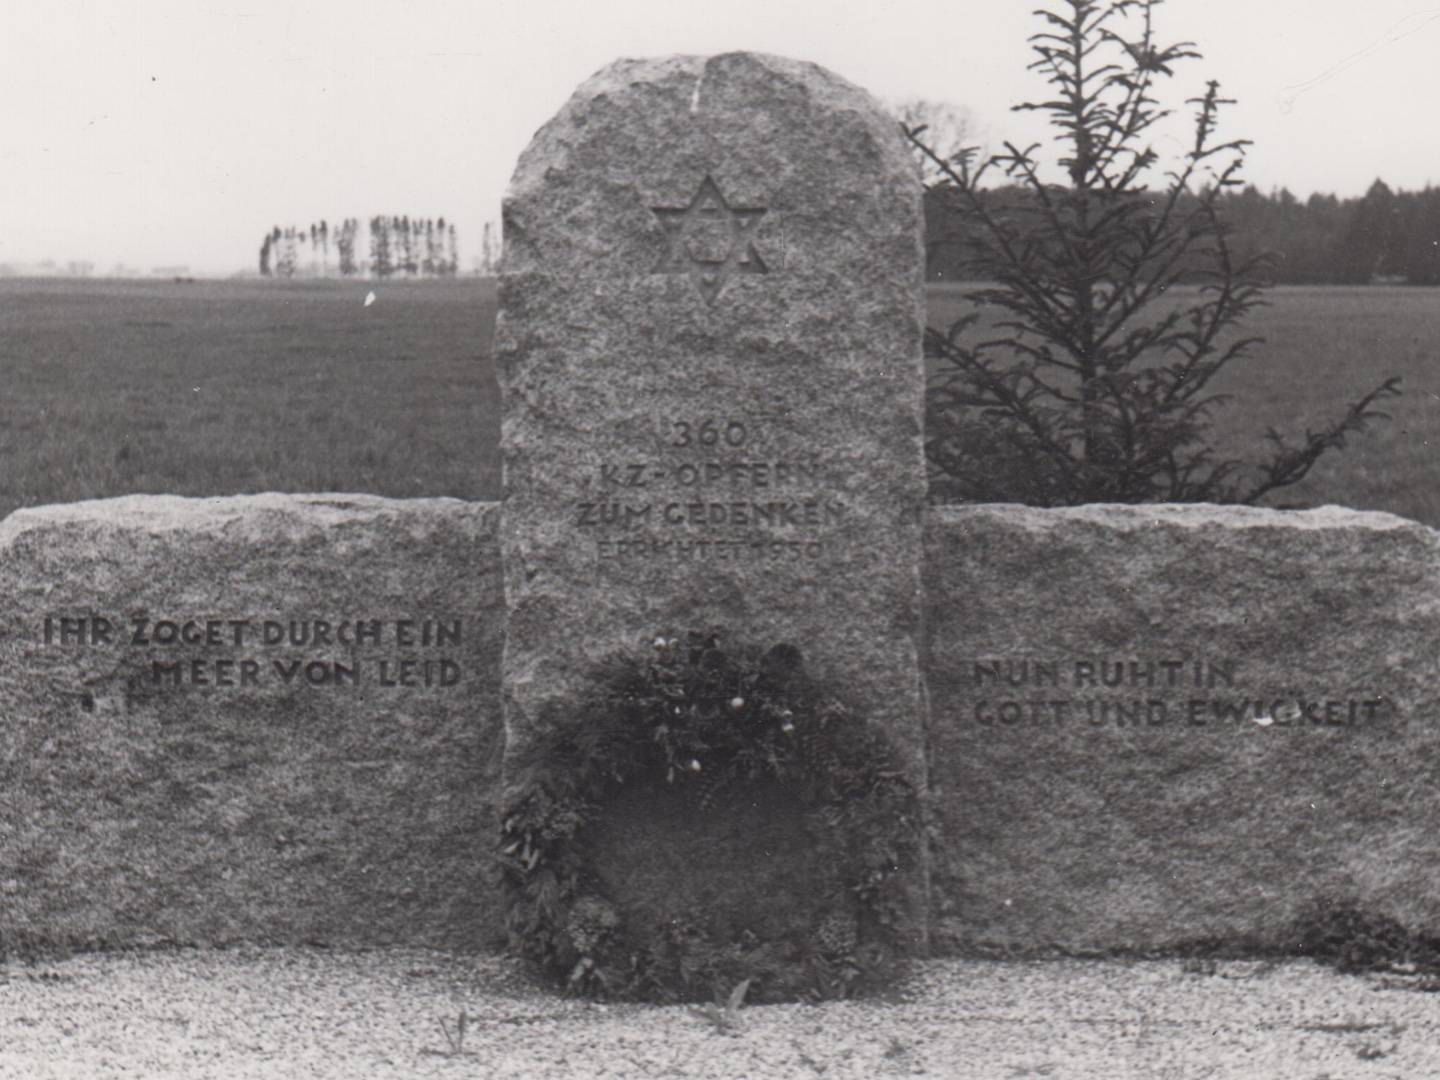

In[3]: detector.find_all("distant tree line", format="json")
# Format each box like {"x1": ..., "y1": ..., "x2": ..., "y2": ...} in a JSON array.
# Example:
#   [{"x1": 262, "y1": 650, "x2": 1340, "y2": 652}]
[
  {"x1": 258, "y1": 217, "x2": 461, "y2": 278},
  {"x1": 925, "y1": 179, "x2": 1440, "y2": 285}
]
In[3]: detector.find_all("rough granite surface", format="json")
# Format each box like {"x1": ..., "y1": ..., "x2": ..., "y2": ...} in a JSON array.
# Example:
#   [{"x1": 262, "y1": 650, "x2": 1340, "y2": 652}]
[
  {"x1": 924, "y1": 503, "x2": 1440, "y2": 954},
  {"x1": 0, "y1": 494, "x2": 504, "y2": 951},
  {"x1": 497, "y1": 54, "x2": 929, "y2": 946},
  {"x1": 7, "y1": 494, "x2": 1440, "y2": 957}
]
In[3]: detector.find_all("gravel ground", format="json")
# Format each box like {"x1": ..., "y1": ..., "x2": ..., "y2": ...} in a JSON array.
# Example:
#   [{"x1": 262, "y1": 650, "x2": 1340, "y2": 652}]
[{"x1": 2, "y1": 949, "x2": 1437, "y2": 1079}]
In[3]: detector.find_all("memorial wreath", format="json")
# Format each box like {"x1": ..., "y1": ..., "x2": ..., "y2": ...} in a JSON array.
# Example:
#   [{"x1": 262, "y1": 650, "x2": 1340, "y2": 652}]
[{"x1": 497, "y1": 630, "x2": 921, "y2": 1003}]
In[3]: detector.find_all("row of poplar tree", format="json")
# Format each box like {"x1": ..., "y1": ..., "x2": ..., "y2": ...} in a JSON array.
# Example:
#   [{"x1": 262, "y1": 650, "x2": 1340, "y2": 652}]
[
  {"x1": 258, "y1": 217, "x2": 462, "y2": 278},
  {"x1": 925, "y1": 179, "x2": 1440, "y2": 286}
]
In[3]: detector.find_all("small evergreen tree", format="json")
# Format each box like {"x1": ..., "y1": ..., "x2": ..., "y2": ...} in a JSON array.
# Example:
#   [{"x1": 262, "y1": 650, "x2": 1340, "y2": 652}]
[{"x1": 908, "y1": 0, "x2": 1400, "y2": 506}]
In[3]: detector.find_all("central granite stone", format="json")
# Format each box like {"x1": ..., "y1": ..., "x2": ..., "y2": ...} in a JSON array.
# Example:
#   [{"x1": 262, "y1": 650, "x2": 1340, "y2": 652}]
[{"x1": 497, "y1": 52, "x2": 929, "y2": 948}]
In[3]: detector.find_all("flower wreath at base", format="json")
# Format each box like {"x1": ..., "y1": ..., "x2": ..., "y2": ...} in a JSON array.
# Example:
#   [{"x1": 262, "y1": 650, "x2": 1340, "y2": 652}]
[{"x1": 497, "y1": 630, "x2": 922, "y2": 1004}]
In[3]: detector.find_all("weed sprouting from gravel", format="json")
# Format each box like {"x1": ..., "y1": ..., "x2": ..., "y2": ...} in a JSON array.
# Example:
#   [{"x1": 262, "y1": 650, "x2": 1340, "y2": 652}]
[
  {"x1": 687, "y1": 978, "x2": 751, "y2": 1036},
  {"x1": 435, "y1": 1010, "x2": 469, "y2": 1056}
]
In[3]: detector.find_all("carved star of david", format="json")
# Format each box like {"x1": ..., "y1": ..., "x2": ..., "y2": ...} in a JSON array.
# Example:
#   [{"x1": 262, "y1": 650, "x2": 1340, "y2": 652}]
[{"x1": 651, "y1": 175, "x2": 769, "y2": 305}]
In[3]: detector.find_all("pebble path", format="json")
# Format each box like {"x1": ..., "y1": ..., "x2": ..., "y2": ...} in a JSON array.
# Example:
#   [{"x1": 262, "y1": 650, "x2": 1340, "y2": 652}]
[{"x1": 2, "y1": 950, "x2": 1437, "y2": 1078}]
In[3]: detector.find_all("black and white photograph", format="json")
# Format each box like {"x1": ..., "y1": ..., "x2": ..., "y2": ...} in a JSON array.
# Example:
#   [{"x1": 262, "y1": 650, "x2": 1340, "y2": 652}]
[{"x1": 2, "y1": 1, "x2": 1438, "y2": 1076}]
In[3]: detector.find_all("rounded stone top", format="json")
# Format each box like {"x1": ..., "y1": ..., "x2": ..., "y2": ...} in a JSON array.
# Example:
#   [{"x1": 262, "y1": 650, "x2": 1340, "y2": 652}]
[{"x1": 506, "y1": 51, "x2": 913, "y2": 203}]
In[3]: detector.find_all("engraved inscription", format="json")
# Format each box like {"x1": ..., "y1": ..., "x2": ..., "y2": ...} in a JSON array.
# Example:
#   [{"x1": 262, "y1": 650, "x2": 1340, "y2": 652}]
[
  {"x1": 671, "y1": 418, "x2": 748, "y2": 448},
  {"x1": 935, "y1": 657, "x2": 1393, "y2": 730},
  {"x1": 576, "y1": 500, "x2": 843, "y2": 529},
  {"x1": 651, "y1": 176, "x2": 768, "y2": 305},
  {"x1": 40, "y1": 614, "x2": 466, "y2": 690},
  {"x1": 575, "y1": 414, "x2": 844, "y2": 565}
]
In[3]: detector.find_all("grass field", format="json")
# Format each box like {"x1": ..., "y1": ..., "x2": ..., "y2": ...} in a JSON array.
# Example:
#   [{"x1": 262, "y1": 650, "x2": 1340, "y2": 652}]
[
  {"x1": 0, "y1": 278, "x2": 1434, "y2": 526},
  {"x1": 0, "y1": 277, "x2": 500, "y2": 520}
]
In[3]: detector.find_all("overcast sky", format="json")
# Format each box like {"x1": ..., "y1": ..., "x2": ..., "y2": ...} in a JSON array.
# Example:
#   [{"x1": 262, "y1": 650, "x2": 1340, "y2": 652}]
[{"x1": 3, "y1": 0, "x2": 1436, "y2": 274}]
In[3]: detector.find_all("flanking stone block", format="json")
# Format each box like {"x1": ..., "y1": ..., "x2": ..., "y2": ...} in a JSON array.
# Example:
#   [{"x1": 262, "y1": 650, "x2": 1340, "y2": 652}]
[
  {"x1": 924, "y1": 503, "x2": 1440, "y2": 953},
  {"x1": 0, "y1": 494, "x2": 503, "y2": 951},
  {"x1": 497, "y1": 52, "x2": 929, "y2": 956}
]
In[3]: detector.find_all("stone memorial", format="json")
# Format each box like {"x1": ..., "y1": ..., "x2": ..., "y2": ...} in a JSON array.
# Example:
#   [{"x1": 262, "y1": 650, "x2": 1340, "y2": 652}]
[
  {"x1": 924, "y1": 503, "x2": 1440, "y2": 953},
  {"x1": 6, "y1": 47, "x2": 1440, "y2": 992},
  {"x1": 496, "y1": 51, "x2": 930, "y2": 963},
  {"x1": 0, "y1": 494, "x2": 504, "y2": 950}
]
